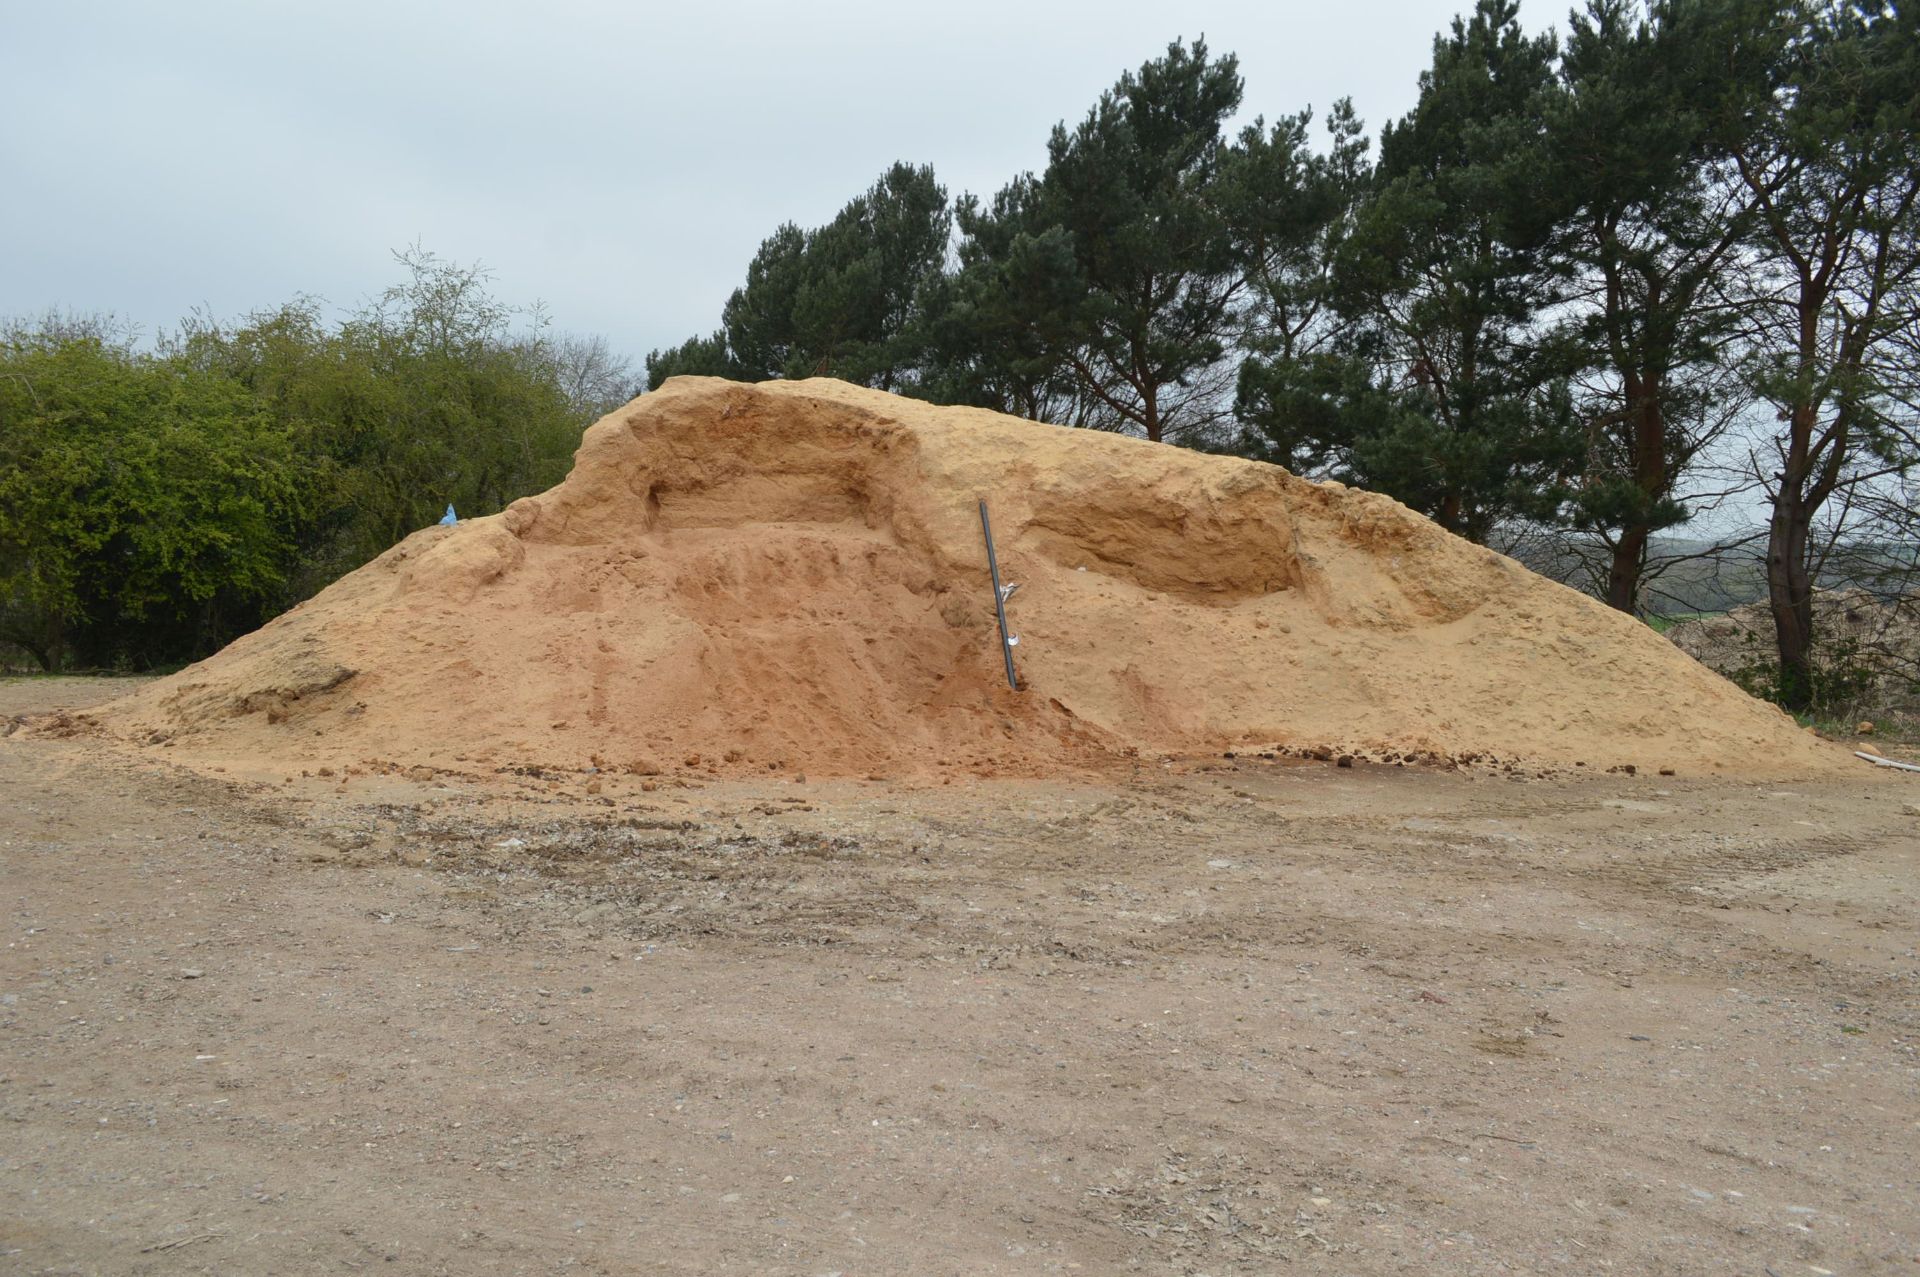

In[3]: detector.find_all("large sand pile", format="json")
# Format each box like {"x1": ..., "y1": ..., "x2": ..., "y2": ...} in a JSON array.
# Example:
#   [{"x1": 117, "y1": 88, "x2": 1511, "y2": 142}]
[{"x1": 94, "y1": 377, "x2": 1838, "y2": 778}]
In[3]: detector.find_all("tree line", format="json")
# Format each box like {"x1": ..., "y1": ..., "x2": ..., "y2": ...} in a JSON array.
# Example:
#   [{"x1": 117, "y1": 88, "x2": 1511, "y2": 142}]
[
  {"x1": 0, "y1": 250, "x2": 633, "y2": 670},
  {"x1": 650, "y1": 0, "x2": 1919, "y2": 712}
]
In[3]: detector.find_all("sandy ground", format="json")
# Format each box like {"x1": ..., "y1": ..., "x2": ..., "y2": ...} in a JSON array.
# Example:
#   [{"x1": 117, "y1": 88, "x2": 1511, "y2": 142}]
[{"x1": 3, "y1": 677, "x2": 1917, "y2": 1275}]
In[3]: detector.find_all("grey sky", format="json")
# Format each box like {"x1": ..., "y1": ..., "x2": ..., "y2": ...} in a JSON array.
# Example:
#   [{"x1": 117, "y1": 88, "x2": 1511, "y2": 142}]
[{"x1": 3, "y1": 0, "x2": 1483, "y2": 361}]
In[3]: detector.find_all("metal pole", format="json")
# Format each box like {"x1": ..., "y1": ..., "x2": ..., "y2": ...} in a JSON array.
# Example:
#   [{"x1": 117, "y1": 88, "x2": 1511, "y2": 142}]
[{"x1": 979, "y1": 500, "x2": 1020, "y2": 691}]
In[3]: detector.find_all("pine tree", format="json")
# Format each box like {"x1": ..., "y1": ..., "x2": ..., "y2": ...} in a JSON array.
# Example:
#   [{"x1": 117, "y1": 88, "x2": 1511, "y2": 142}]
[
  {"x1": 646, "y1": 165, "x2": 949, "y2": 391},
  {"x1": 1733, "y1": 0, "x2": 1920, "y2": 707},
  {"x1": 931, "y1": 39, "x2": 1246, "y2": 444},
  {"x1": 1327, "y1": 0, "x2": 1582, "y2": 542},
  {"x1": 1224, "y1": 99, "x2": 1374, "y2": 473},
  {"x1": 1548, "y1": 0, "x2": 1777, "y2": 613}
]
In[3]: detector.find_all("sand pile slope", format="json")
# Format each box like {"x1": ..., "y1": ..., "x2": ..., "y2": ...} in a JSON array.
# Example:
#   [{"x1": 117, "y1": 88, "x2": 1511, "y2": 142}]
[{"x1": 95, "y1": 377, "x2": 1838, "y2": 778}]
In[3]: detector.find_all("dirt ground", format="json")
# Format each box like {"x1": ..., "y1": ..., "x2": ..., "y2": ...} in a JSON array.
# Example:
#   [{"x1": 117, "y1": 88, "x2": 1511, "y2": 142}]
[{"x1": 4, "y1": 678, "x2": 1917, "y2": 1275}]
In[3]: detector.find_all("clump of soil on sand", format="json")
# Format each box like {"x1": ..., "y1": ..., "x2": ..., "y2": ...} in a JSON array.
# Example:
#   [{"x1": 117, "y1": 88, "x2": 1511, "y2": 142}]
[{"x1": 88, "y1": 377, "x2": 1837, "y2": 778}]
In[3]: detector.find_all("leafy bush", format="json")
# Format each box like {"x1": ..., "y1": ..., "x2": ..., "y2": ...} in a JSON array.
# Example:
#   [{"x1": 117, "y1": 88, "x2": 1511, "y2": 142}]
[
  {"x1": 0, "y1": 317, "x2": 316, "y2": 668},
  {"x1": 0, "y1": 252, "x2": 616, "y2": 671}
]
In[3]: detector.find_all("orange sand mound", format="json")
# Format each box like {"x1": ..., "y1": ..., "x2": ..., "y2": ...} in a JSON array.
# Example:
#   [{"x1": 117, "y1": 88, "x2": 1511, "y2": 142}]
[{"x1": 94, "y1": 377, "x2": 1840, "y2": 778}]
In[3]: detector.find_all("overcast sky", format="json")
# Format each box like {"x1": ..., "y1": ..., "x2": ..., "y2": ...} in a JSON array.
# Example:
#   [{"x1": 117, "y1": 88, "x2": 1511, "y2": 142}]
[{"x1": 3, "y1": 0, "x2": 1490, "y2": 363}]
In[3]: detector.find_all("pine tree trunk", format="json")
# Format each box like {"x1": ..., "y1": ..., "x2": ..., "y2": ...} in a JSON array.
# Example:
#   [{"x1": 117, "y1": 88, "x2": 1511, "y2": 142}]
[
  {"x1": 1607, "y1": 380, "x2": 1665, "y2": 615},
  {"x1": 1605, "y1": 526, "x2": 1648, "y2": 613},
  {"x1": 1765, "y1": 375, "x2": 1824, "y2": 712},
  {"x1": 1766, "y1": 488, "x2": 1816, "y2": 711}
]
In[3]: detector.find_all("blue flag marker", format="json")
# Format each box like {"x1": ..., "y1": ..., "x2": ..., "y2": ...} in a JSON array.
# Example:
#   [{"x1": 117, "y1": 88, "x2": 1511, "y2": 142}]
[{"x1": 439, "y1": 504, "x2": 459, "y2": 526}]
